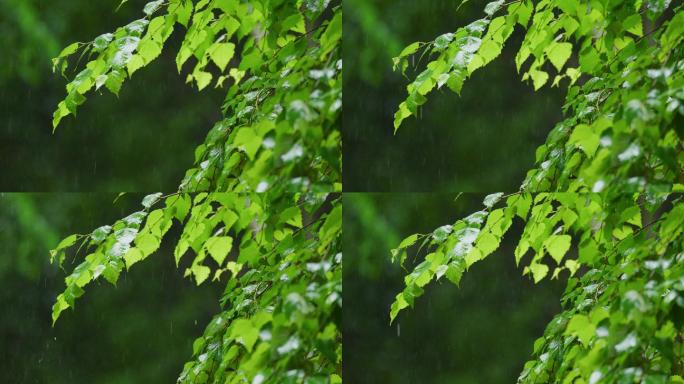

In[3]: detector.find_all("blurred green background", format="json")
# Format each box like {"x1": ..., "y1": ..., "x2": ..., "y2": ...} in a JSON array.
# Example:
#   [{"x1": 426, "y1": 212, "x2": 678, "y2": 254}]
[
  {"x1": 344, "y1": 0, "x2": 564, "y2": 191},
  {"x1": 344, "y1": 193, "x2": 564, "y2": 383},
  {"x1": 0, "y1": 0, "x2": 223, "y2": 191},
  {"x1": 0, "y1": 193, "x2": 221, "y2": 383}
]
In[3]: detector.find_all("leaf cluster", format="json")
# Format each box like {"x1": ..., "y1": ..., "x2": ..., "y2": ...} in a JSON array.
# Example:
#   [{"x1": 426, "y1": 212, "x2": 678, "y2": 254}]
[
  {"x1": 391, "y1": 1, "x2": 684, "y2": 382},
  {"x1": 49, "y1": 1, "x2": 342, "y2": 382}
]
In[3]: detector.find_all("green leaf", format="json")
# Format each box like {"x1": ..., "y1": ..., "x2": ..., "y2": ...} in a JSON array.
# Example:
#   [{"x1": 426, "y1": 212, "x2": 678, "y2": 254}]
[
  {"x1": 53, "y1": 234, "x2": 79, "y2": 253},
  {"x1": 142, "y1": 192, "x2": 163, "y2": 208},
  {"x1": 565, "y1": 314, "x2": 595, "y2": 347},
  {"x1": 50, "y1": 234, "x2": 80, "y2": 265},
  {"x1": 205, "y1": 236, "x2": 233, "y2": 266},
  {"x1": 623, "y1": 14, "x2": 644, "y2": 36},
  {"x1": 477, "y1": 39, "x2": 503, "y2": 65},
  {"x1": 191, "y1": 264, "x2": 211, "y2": 285},
  {"x1": 398, "y1": 42, "x2": 421, "y2": 58},
  {"x1": 124, "y1": 247, "x2": 145, "y2": 269},
  {"x1": 390, "y1": 293, "x2": 409, "y2": 323},
  {"x1": 529, "y1": 262, "x2": 548, "y2": 283},
  {"x1": 319, "y1": 9, "x2": 342, "y2": 53},
  {"x1": 391, "y1": 233, "x2": 420, "y2": 263},
  {"x1": 220, "y1": 209, "x2": 239, "y2": 230},
  {"x1": 174, "y1": 239, "x2": 190, "y2": 265},
  {"x1": 514, "y1": 194, "x2": 532, "y2": 219},
  {"x1": 544, "y1": 235, "x2": 572, "y2": 264},
  {"x1": 621, "y1": 206, "x2": 642, "y2": 228},
  {"x1": 414, "y1": 70, "x2": 435, "y2": 95},
  {"x1": 568, "y1": 124, "x2": 599, "y2": 157},
  {"x1": 434, "y1": 33, "x2": 454, "y2": 50},
  {"x1": 445, "y1": 262, "x2": 464, "y2": 285},
  {"x1": 483, "y1": 192, "x2": 504, "y2": 208},
  {"x1": 464, "y1": 247, "x2": 483, "y2": 267},
  {"x1": 556, "y1": 0, "x2": 580, "y2": 14},
  {"x1": 102, "y1": 261, "x2": 123, "y2": 285},
  {"x1": 93, "y1": 33, "x2": 114, "y2": 52},
  {"x1": 397, "y1": 234, "x2": 420, "y2": 249},
  {"x1": 52, "y1": 294, "x2": 70, "y2": 325},
  {"x1": 512, "y1": 0, "x2": 533, "y2": 26},
  {"x1": 233, "y1": 127, "x2": 261, "y2": 160},
  {"x1": 143, "y1": 0, "x2": 163, "y2": 15},
  {"x1": 138, "y1": 40, "x2": 162, "y2": 63},
  {"x1": 224, "y1": 261, "x2": 242, "y2": 277},
  {"x1": 52, "y1": 101, "x2": 70, "y2": 130},
  {"x1": 56, "y1": 42, "x2": 80, "y2": 59},
  {"x1": 209, "y1": 42, "x2": 235, "y2": 72},
  {"x1": 127, "y1": 55, "x2": 145, "y2": 76},
  {"x1": 579, "y1": 46, "x2": 600, "y2": 73},
  {"x1": 279, "y1": 206, "x2": 303, "y2": 228},
  {"x1": 167, "y1": 194, "x2": 191, "y2": 222},
  {"x1": 446, "y1": 70, "x2": 466, "y2": 94},
  {"x1": 432, "y1": 225, "x2": 452, "y2": 242},
  {"x1": 475, "y1": 231, "x2": 499, "y2": 257},
  {"x1": 194, "y1": 71, "x2": 212, "y2": 91},
  {"x1": 105, "y1": 68, "x2": 126, "y2": 96},
  {"x1": 230, "y1": 319, "x2": 259, "y2": 352},
  {"x1": 135, "y1": 233, "x2": 160, "y2": 255},
  {"x1": 458, "y1": 36, "x2": 481, "y2": 54},
  {"x1": 545, "y1": 42, "x2": 573, "y2": 71},
  {"x1": 393, "y1": 102, "x2": 412, "y2": 131},
  {"x1": 530, "y1": 69, "x2": 549, "y2": 90},
  {"x1": 565, "y1": 259, "x2": 580, "y2": 276},
  {"x1": 319, "y1": 205, "x2": 342, "y2": 242},
  {"x1": 484, "y1": 0, "x2": 504, "y2": 16},
  {"x1": 91, "y1": 226, "x2": 112, "y2": 243},
  {"x1": 170, "y1": 0, "x2": 193, "y2": 27}
]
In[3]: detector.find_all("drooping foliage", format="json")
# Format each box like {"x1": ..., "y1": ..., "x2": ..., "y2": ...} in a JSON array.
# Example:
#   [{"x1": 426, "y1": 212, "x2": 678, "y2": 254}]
[
  {"x1": 50, "y1": 1, "x2": 341, "y2": 382},
  {"x1": 52, "y1": 0, "x2": 341, "y2": 193},
  {"x1": 52, "y1": 192, "x2": 341, "y2": 383},
  {"x1": 391, "y1": 1, "x2": 684, "y2": 382}
]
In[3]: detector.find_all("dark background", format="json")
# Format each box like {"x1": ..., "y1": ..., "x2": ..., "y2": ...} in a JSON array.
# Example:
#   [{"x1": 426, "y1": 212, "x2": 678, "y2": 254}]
[
  {"x1": 0, "y1": 0, "x2": 223, "y2": 191},
  {"x1": 344, "y1": 193, "x2": 564, "y2": 383},
  {"x1": 0, "y1": 193, "x2": 222, "y2": 383},
  {"x1": 344, "y1": 0, "x2": 564, "y2": 191}
]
